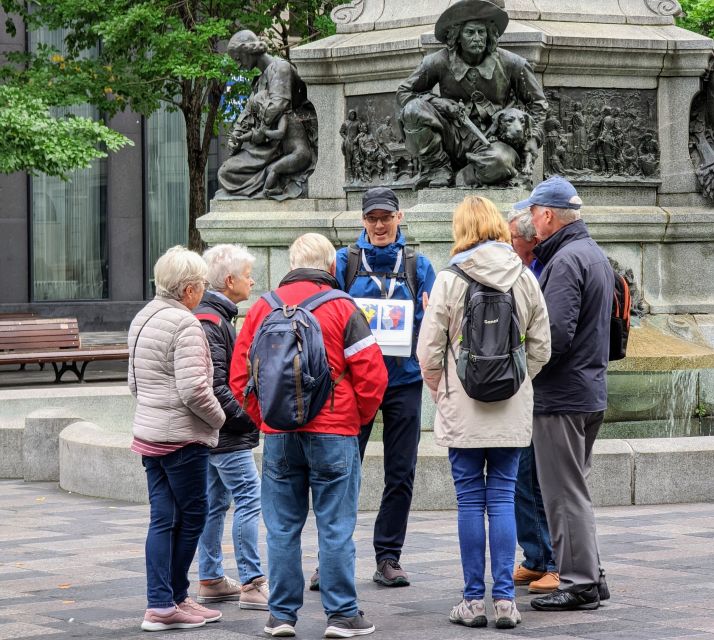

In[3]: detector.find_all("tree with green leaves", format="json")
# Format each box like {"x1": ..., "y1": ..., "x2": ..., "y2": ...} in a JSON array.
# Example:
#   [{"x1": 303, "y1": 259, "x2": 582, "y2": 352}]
[
  {"x1": 0, "y1": 84, "x2": 130, "y2": 177},
  {"x1": 1, "y1": 1, "x2": 344, "y2": 250},
  {"x1": 678, "y1": 0, "x2": 714, "y2": 38}
]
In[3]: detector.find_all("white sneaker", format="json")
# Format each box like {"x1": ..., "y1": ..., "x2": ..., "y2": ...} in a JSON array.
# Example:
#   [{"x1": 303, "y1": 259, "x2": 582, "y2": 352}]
[{"x1": 449, "y1": 598, "x2": 487, "y2": 627}]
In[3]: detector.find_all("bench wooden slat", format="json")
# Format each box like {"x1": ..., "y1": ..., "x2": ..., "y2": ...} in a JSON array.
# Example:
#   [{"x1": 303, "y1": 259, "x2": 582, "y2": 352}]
[{"x1": 0, "y1": 317, "x2": 126, "y2": 382}]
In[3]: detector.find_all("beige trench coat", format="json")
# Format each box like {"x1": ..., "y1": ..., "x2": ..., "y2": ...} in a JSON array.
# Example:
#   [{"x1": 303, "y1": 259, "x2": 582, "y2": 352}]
[{"x1": 416, "y1": 242, "x2": 551, "y2": 449}]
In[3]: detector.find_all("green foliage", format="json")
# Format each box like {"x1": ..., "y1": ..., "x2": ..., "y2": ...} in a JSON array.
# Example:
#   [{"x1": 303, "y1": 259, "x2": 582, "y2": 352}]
[
  {"x1": 0, "y1": 0, "x2": 346, "y2": 247},
  {"x1": 0, "y1": 85, "x2": 131, "y2": 178},
  {"x1": 678, "y1": 0, "x2": 714, "y2": 38}
]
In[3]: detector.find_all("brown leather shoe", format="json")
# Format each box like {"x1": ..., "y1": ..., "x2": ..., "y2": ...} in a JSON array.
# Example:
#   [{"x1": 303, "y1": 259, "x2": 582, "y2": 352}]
[
  {"x1": 513, "y1": 565, "x2": 545, "y2": 585},
  {"x1": 528, "y1": 571, "x2": 560, "y2": 593}
]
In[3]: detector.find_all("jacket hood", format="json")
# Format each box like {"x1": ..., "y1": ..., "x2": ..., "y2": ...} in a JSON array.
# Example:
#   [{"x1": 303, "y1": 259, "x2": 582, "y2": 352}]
[{"x1": 449, "y1": 241, "x2": 523, "y2": 292}]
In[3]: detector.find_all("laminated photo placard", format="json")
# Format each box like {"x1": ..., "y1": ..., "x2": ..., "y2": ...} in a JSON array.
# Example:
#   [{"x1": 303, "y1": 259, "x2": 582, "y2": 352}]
[{"x1": 354, "y1": 297, "x2": 414, "y2": 357}]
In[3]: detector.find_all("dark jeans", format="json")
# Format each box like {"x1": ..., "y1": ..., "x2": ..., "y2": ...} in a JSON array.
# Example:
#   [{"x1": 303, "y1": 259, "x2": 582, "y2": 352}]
[
  {"x1": 358, "y1": 380, "x2": 422, "y2": 563},
  {"x1": 142, "y1": 443, "x2": 209, "y2": 609},
  {"x1": 449, "y1": 447, "x2": 521, "y2": 600},
  {"x1": 514, "y1": 444, "x2": 557, "y2": 572}
]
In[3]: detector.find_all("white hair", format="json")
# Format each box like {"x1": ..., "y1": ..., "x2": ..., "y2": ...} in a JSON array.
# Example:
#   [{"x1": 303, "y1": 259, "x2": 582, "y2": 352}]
[
  {"x1": 154, "y1": 245, "x2": 207, "y2": 300},
  {"x1": 507, "y1": 209, "x2": 537, "y2": 242},
  {"x1": 550, "y1": 207, "x2": 582, "y2": 224},
  {"x1": 288, "y1": 233, "x2": 336, "y2": 272},
  {"x1": 202, "y1": 243, "x2": 256, "y2": 291}
]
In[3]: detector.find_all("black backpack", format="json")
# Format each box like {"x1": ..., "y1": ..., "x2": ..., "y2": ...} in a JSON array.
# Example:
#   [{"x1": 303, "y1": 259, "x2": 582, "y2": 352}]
[
  {"x1": 609, "y1": 270, "x2": 631, "y2": 361},
  {"x1": 344, "y1": 243, "x2": 418, "y2": 301},
  {"x1": 444, "y1": 265, "x2": 527, "y2": 402}
]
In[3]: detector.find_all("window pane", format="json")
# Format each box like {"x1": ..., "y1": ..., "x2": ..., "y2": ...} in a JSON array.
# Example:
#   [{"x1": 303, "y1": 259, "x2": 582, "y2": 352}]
[
  {"x1": 145, "y1": 108, "x2": 189, "y2": 295},
  {"x1": 29, "y1": 29, "x2": 107, "y2": 301}
]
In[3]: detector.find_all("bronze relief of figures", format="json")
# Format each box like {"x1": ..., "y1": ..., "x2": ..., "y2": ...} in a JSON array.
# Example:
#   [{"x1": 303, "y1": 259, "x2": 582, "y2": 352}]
[
  {"x1": 544, "y1": 88, "x2": 659, "y2": 181},
  {"x1": 690, "y1": 61, "x2": 714, "y2": 201},
  {"x1": 218, "y1": 30, "x2": 318, "y2": 200}
]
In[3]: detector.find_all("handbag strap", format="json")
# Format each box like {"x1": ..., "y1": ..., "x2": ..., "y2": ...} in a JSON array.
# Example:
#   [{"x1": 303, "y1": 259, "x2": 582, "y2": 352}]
[{"x1": 131, "y1": 306, "x2": 169, "y2": 390}]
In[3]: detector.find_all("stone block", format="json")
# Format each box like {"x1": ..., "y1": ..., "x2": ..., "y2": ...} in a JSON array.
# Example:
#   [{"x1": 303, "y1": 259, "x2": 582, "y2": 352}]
[
  {"x1": 658, "y1": 77, "x2": 701, "y2": 194},
  {"x1": 698, "y1": 368, "x2": 714, "y2": 414},
  {"x1": 631, "y1": 436, "x2": 714, "y2": 504},
  {"x1": 59, "y1": 422, "x2": 147, "y2": 503},
  {"x1": 23, "y1": 408, "x2": 83, "y2": 482},
  {"x1": 535, "y1": 0, "x2": 626, "y2": 24},
  {"x1": 268, "y1": 247, "x2": 291, "y2": 289},
  {"x1": 643, "y1": 242, "x2": 714, "y2": 314},
  {"x1": 694, "y1": 316, "x2": 714, "y2": 349},
  {"x1": 662, "y1": 208, "x2": 714, "y2": 242},
  {"x1": 0, "y1": 424, "x2": 23, "y2": 479},
  {"x1": 599, "y1": 243, "x2": 643, "y2": 306},
  {"x1": 588, "y1": 439, "x2": 633, "y2": 507}
]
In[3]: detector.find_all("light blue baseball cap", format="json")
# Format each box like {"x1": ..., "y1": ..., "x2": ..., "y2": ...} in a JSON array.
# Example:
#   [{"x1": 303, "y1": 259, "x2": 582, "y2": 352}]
[{"x1": 514, "y1": 176, "x2": 583, "y2": 210}]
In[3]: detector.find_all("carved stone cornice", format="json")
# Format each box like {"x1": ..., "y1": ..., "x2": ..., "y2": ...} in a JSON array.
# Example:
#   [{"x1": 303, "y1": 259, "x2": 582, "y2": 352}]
[
  {"x1": 644, "y1": 0, "x2": 684, "y2": 17},
  {"x1": 331, "y1": 0, "x2": 369, "y2": 25}
]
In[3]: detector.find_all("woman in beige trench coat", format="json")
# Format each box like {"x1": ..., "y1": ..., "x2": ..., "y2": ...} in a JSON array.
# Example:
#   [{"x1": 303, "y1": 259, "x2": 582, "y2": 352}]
[{"x1": 416, "y1": 196, "x2": 550, "y2": 630}]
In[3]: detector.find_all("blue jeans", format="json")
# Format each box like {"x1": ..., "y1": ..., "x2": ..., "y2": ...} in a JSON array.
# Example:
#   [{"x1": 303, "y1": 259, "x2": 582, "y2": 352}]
[
  {"x1": 262, "y1": 433, "x2": 361, "y2": 622},
  {"x1": 515, "y1": 444, "x2": 557, "y2": 572},
  {"x1": 198, "y1": 449, "x2": 264, "y2": 584},
  {"x1": 142, "y1": 443, "x2": 209, "y2": 609},
  {"x1": 448, "y1": 447, "x2": 520, "y2": 601}
]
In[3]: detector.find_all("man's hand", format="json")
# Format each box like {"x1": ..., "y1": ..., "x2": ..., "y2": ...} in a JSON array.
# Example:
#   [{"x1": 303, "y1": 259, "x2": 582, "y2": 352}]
[
  {"x1": 432, "y1": 97, "x2": 461, "y2": 119},
  {"x1": 422, "y1": 292, "x2": 429, "y2": 312}
]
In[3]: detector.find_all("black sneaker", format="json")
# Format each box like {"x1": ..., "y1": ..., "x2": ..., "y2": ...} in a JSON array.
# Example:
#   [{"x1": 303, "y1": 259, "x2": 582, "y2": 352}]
[
  {"x1": 310, "y1": 567, "x2": 320, "y2": 591},
  {"x1": 598, "y1": 569, "x2": 610, "y2": 601},
  {"x1": 324, "y1": 611, "x2": 375, "y2": 638},
  {"x1": 373, "y1": 559, "x2": 409, "y2": 587},
  {"x1": 264, "y1": 614, "x2": 296, "y2": 637},
  {"x1": 530, "y1": 585, "x2": 600, "y2": 611}
]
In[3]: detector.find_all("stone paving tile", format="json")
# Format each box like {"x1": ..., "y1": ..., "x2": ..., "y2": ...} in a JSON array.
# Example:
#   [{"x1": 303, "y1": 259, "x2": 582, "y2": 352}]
[{"x1": 2, "y1": 480, "x2": 714, "y2": 639}]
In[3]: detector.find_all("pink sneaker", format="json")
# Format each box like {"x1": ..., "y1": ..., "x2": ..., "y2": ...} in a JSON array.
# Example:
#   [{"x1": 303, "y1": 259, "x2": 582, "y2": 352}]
[
  {"x1": 178, "y1": 597, "x2": 222, "y2": 623},
  {"x1": 141, "y1": 606, "x2": 206, "y2": 631}
]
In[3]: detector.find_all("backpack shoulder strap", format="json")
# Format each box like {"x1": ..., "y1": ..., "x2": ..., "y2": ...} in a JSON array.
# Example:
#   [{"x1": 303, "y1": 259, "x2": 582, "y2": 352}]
[
  {"x1": 444, "y1": 263, "x2": 474, "y2": 286},
  {"x1": 344, "y1": 244, "x2": 361, "y2": 292},
  {"x1": 403, "y1": 247, "x2": 418, "y2": 303},
  {"x1": 261, "y1": 290, "x2": 284, "y2": 310},
  {"x1": 301, "y1": 288, "x2": 355, "y2": 313}
]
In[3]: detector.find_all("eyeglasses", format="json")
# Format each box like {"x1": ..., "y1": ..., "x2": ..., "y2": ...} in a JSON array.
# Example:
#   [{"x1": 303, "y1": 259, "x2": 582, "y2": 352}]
[{"x1": 364, "y1": 214, "x2": 396, "y2": 225}]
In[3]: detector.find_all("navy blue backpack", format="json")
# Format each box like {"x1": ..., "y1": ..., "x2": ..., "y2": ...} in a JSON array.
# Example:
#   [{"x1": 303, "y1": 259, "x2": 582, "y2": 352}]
[{"x1": 243, "y1": 288, "x2": 353, "y2": 430}]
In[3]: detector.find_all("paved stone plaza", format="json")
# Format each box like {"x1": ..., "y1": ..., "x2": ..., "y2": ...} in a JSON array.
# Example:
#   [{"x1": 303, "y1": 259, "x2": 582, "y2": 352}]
[{"x1": 1, "y1": 481, "x2": 714, "y2": 640}]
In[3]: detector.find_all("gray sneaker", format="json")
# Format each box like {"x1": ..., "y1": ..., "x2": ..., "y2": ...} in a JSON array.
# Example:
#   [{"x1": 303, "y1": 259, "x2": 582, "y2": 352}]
[
  {"x1": 264, "y1": 614, "x2": 296, "y2": 637},
  {"x1": 449, "y1": 599, "x2": 487, "y2": 628},
  {"x1": 373, "y1": 559, "x2": 409, "y2": 587},
  {"x1": 324, "y1": 611, "x2": 375, "y2": 638},
  {"x1": 493, "y1": 599, "x2": 522, "y2": 629}
]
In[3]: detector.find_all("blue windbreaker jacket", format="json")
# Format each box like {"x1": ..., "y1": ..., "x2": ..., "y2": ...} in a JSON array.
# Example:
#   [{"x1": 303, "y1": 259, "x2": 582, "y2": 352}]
[{"x1": 336, "y1": 229, "x2": 436, "y2": 388}]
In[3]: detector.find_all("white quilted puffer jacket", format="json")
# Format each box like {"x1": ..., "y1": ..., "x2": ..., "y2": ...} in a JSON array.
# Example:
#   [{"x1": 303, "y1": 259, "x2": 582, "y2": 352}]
[{"x1": 128, "y1": 296, "x2": 225, "y2": 446}]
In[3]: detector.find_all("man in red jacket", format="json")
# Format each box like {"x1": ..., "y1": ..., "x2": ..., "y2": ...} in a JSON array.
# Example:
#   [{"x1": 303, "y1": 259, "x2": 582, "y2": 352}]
[{"x1": 230, "y1": 233, "x2": 388, "y2": 639}]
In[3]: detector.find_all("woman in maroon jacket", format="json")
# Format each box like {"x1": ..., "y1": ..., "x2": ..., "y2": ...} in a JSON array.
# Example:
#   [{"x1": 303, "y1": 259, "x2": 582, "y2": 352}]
[{"x1": 230, "y1": 233, "x2": 388, "y2": 638}]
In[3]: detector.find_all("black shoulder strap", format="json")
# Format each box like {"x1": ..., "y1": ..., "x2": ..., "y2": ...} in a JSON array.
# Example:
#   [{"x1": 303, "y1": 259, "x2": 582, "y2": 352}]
[
  {"x1": 344, "y1": 243, "x2": 361, "y2": 293},
  {"x1": 403, "y1": 246, "x2": 418, "y2": 303},
  {"x1": 445, "y1": 264, "x2": 474, "y2": 286}
]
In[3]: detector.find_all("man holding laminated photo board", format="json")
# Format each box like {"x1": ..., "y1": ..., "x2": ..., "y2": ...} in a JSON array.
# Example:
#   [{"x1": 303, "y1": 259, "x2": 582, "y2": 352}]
[{"x1": 332, "y1": 186, "x2": 436, "y2": 589}]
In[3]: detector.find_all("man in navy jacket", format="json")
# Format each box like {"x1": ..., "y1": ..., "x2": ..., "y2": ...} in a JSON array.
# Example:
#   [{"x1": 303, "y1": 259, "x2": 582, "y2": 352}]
[{"x1": 513, "y1": 177, "x2": 613, "y2": 611}]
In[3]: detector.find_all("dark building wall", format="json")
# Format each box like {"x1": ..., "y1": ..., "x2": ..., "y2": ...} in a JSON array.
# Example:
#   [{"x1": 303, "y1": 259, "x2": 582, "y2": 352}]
[{"x1": 0, "y1": 11, "x2": 29, "y2": 305}]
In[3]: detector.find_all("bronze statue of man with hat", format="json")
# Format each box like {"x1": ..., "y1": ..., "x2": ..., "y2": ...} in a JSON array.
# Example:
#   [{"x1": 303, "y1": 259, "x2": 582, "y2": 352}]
[{"x1": 397, "y1": 0, "x2": 548, "y2": 188}]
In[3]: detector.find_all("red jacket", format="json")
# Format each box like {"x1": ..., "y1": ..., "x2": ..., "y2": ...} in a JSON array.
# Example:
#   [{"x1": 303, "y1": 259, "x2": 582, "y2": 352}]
[{"x1": 229, "y1": 269, "x2": 388, "y2": 436}]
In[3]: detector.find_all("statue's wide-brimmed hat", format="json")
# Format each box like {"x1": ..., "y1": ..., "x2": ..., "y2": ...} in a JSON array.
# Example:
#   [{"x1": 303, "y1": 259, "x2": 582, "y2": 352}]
[{"x1": 434, "y1": 0, "x2": 509, "y2": 43}]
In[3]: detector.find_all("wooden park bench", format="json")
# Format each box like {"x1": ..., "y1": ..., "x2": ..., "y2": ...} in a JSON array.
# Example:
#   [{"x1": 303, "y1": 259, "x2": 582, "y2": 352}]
[{"x1": 0, "y1": 317, "x2": 128, "y2": 383}]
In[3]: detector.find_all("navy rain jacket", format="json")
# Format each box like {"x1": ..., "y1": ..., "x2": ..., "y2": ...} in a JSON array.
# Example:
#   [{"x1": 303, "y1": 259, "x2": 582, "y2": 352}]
[
  {"x1": 532, "y1": 219, "x2": 614, "y2": 414},
  {"x1": 335, "y1": 229, "x2": 436, "y2": 388}
]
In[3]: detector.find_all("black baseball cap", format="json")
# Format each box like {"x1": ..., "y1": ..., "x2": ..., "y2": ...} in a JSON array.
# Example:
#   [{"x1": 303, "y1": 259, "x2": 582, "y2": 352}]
[{"x1": 362, "y1": 187, "x2": 400, "y2": 216}]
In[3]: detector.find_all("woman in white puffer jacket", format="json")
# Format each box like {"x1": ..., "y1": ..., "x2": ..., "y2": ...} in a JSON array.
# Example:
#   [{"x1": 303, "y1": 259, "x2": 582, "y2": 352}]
[{"x1": 128, "y1": 245, "x2": 225, "y2": 632}]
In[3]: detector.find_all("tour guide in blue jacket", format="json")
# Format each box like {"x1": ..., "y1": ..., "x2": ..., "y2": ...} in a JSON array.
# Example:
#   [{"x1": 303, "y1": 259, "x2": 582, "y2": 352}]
[{"x1": 335, "y1": 186, "x2": 435, "y2": 588}]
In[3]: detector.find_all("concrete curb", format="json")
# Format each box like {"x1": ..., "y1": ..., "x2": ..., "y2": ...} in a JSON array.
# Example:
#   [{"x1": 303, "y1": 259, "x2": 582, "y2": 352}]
[{"x1": 52, "y1": 422, "x2": 714, "y2": 509}]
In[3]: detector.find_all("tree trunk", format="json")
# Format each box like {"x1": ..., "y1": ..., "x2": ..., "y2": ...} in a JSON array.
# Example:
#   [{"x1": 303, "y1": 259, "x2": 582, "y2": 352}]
[{"x1": 184, "y1": 106, "x2": 208, "y2": 253}]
